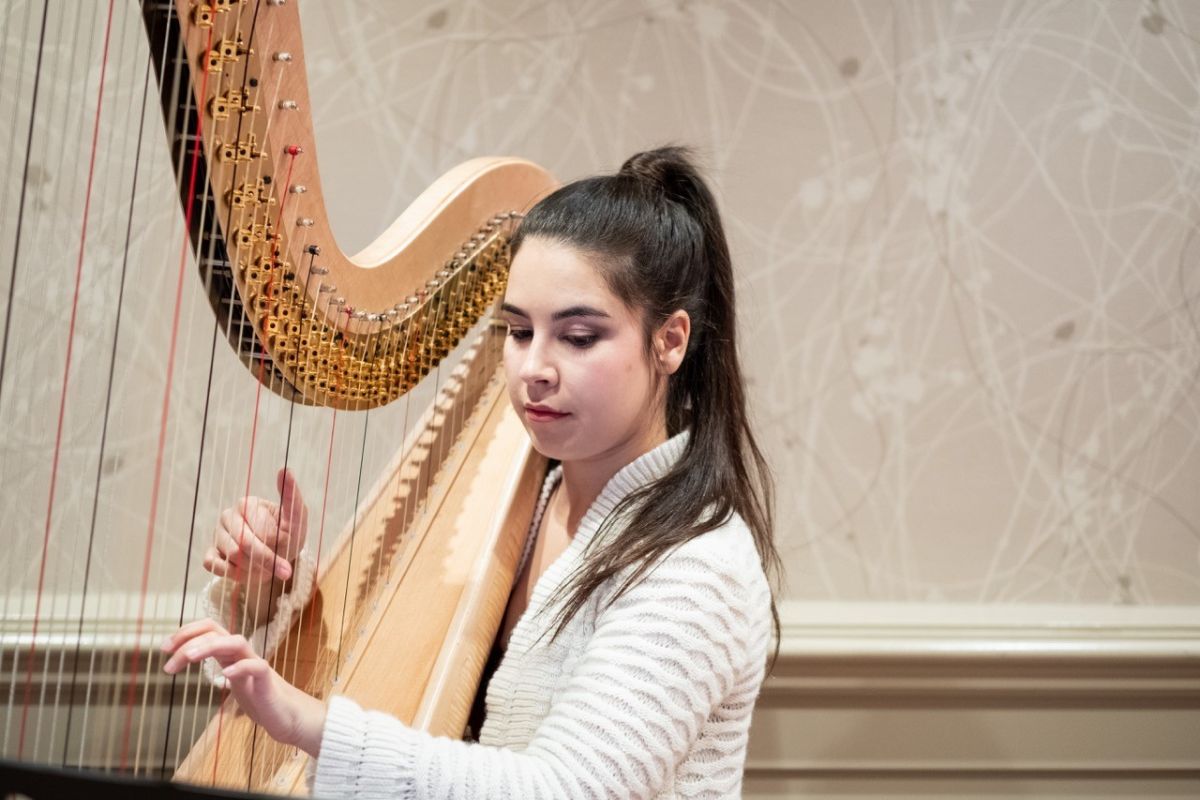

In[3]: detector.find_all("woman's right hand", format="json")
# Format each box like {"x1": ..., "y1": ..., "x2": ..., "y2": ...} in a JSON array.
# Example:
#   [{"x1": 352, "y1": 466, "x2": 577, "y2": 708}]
[
  {"x1": 204, "y1": 467, "x2": 308, "y2": 589},
  {"x1": 163, "y1": 618, "x2": 327, "y2": 757}
]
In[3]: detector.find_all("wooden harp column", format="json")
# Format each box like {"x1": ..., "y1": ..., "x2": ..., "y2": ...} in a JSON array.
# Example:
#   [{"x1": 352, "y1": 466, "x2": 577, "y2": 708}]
[{"x1": 137, "y1": 0, "x2": 557, "y2": 793}]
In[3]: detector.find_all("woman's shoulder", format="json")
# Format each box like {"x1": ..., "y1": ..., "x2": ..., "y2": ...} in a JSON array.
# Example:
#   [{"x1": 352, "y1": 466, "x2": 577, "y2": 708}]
[
  {"x1": 602, "y1": 513, "x2": 772, "y2": 676},
  {"x1": 679, "y1": 513, "x2": 769, "y2": 587},
  {"x1": 622, "y1": 511, "x2": 770, "y2": 617}
]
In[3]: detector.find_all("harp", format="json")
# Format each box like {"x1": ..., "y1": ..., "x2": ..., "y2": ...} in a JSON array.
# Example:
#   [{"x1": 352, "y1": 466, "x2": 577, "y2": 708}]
[{"x1": 0, "y1": 0, "x2": 554, "y2": 794}]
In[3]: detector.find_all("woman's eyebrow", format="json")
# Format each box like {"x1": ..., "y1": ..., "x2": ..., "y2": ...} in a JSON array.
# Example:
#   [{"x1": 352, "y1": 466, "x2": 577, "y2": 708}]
[{"x1": 499, "y1": 303, "x2": 610, "y2": 321}]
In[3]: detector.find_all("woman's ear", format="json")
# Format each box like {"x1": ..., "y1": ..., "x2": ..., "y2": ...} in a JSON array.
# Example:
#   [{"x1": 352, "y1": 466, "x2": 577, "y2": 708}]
[{"x1": 654, "y1": 310, "x2": 691, "y2": 375}]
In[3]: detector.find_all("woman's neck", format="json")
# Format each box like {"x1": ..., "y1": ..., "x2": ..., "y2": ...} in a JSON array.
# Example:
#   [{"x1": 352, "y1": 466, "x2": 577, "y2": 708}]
[{"x1": 556, "y1": 424, "x2": 668, "y2": 535}]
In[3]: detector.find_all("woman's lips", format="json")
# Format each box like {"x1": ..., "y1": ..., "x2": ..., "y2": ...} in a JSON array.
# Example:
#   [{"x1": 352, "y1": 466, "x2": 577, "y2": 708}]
[{"x1": 525, "y1": 405, "x2": 569, "y2": 423}]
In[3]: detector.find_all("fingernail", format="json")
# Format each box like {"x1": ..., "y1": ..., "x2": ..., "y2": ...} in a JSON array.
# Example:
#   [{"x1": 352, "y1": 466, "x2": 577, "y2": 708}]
[
  {"x1": 277, "y1": 562, "x2": 292, "y2": 579},
  {"x1": 161, "y1": 638, "x2": 173, "y2": 652}
]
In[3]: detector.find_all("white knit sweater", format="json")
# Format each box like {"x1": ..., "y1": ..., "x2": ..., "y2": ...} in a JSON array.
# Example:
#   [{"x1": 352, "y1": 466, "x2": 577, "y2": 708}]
[{"x1": 208, "y1": 432, "x2": 773, "y2": 799}]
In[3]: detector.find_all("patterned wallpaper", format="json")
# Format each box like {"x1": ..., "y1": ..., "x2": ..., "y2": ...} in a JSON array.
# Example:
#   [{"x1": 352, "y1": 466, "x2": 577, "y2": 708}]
[{"x1": 1, "y1": 0, "x2": 1197, "y2": 614}]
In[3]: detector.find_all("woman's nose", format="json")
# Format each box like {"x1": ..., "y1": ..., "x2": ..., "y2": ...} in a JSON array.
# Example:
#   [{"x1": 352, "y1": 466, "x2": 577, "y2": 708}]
[{"x1": 519, "y1": 339, "x2": 557, "y2": 386}]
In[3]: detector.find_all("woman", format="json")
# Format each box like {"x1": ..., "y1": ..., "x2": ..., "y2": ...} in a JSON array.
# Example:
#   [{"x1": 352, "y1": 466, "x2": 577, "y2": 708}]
[{"x1": 164, "y1": 146, "x2": 781, "y2": 799}]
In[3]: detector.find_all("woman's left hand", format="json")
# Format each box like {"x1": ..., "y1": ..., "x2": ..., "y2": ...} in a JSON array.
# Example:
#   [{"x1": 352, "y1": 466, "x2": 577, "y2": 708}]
[{"x1": 162, "y1": 618, "x2": 326, "y2": 757}]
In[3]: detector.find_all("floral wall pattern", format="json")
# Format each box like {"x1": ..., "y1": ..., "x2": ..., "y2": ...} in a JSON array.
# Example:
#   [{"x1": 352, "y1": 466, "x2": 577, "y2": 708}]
[{"x1": 1, "y1": 0, "x2": 1197, "y2": 613}]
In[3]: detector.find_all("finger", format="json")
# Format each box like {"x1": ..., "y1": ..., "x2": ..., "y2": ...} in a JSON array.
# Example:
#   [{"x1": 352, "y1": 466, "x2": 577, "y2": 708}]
[
  {"x1": 202, "y1": 547, "x2": 231, "y2": 577},
  {"x1": 236, "y1": 504, "x2": 293, "y2": 578},
  {"x1": 226, "y1": 501, "x2": 292, "y2": 578},
  {"x1": 239, "y1": 496, "x2": 280, "y2": 541},
  {"x1": 221, "y1": 657, "x2": 268, "y2": 684},
  {"x1": 277, "y1": 468, "x2": 307, "y2": 543},
  {"x1": 161, "y1": 618, "x2": 226, "y2": 655},
  {"x1": 217, "y1": 508, "x2": 259, "y2": 555},
  {"x1": 221, "y1": 660, "x2": 272, "y2": 717},
  {"x1": 163, "y1": 631, "x2": 255, "y2": 674},
  {"x1": 224, "y1": 503, "x2": 273, "y2": 536},
  {"x1": 218, "y1": 526, "x2": 288, "y2": 581}
]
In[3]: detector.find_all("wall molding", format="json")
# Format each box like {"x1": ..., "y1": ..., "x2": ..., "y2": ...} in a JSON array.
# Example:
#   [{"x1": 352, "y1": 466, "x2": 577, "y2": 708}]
[
  {"x1": 747, "y1": 601, "x2": 1200, "y2": 797},
  {"x1": 6, "y1": 595, "x2": 1200, "y2": 794},
  {"x1": 768, "y1": 600, "x2": 1200, "y2": 700}
]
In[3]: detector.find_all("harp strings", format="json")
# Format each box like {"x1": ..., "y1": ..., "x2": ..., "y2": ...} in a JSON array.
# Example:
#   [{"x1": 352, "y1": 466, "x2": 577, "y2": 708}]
[
  {"x1": 98, "y1": 2, "x2": 182, "y2": 774},
  {"x1": 179, "y1": 1, "x2": 306, "y2": 782},
  {"x1": 138, "y1": 0, "x2": 243, "y2": 776},
  {"x1": 2, "y1": 0, "x2": 515, "y2": 782},
  {"x1": 0, "y1": 0, "x2": 55, "y2": 762},
  {"x1": 17, "y1": 0, "x2": 120, "y2": 765},
  {"x1": 162, "y1": 0, "x2": 232, "y2": 777},
  {"x1": 66, "y1": 26, "x2": 157, "y2": 775},
  {"x1": 7, "y1": 0, "x2": 155, "y2": 772},
  {"x1": 152, "y1": 0, "x2": 432, "y2": 784}
]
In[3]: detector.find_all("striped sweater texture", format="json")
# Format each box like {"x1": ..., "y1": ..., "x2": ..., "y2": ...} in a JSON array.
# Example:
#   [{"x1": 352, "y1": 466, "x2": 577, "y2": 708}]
[{"x1": 220, "y1": 433, "x2": 774, "y2": 799}]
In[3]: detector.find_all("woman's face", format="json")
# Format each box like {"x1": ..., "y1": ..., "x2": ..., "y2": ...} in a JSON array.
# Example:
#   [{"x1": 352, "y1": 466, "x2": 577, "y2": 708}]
[{"x1": 501, "y1": 237, "x2": 665, "y2": 466}]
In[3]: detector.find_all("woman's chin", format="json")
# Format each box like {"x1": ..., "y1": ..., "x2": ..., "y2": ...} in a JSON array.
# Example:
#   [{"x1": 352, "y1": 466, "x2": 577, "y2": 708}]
[{"x1": 523, "y1": 426, "x2": 577, "y2": 462}]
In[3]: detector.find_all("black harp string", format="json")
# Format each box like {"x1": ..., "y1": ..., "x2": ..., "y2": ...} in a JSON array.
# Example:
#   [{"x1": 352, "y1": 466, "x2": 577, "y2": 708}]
[
  {"x1": 236, "y1": 0, "x2": 293, "y2": 656},
  {"x1": 27, "y1": 0, "x2": 114, "y2": 766},
  {"x1": 272, "y1": 245, "x2": 324, "y2": 718},
  {"x1": 209, "y1": 0, "x2": 304, "y2": 782},
  {"x1": 241, "y1": 18, "x2": 317, "y2": 782},
  {"x1": 367, "y1": 310, "x2": 400, "y2": 610},
  {"x1": 242, "y1": 234, "x2": 324, "y2": 783},
  {"x1": 99, "y1": 10, "x2": 164, "y2": 775},
  {"x1": 86, "y1": 0, "x2": 142, "y2": 770},
  {"x1": 332, "y1": 307, "x2": 373, "y2": 679},
  {"x1": 370, "y1": 306, "x2": 410, "y2": 607},
  {"x1": 162, "y1": 0, "x2": 242, "y2": 763},
  {"x1": 208, "y1": 0, "x2": 305, "y2": 747},
  {"x1": 115, "y1": 4, "x2": 174, "y2": 777},
  {"x1": 64, "y1": 29, "x2": 156, "y2": 773},
  {"x1": 365, "y1": 310, "x2": 403, "y2": 606},
  {"x1": 435, "y1": 262, "x2": 461, "y2": 476},
  {"x1": 0, "y1": 0, "x2": 48, "y2": 762},
  {"x1": 206, "y1": 0, "x2": 264, "y2": 707},
  {"x1": 141, "y1": 0, "x2": 216, "y2": 775},
  {"x1": 0, "y1": 0, "x2": 39, "y2": 249},
  {"x1": 44, "y1": 7, "x2": 118, "y2": 715},
  {"x1": 446, "y1": 255, "x2": 470, "y2": 472},
  {"x1": 163, "y1": 0, "x2": 232, "y2": 771},
  {"x1": 0, "y1": 0, "x2": 49, "y2": 414},
  {"x1": 302, "y1": 267, "x2": 344, "y2": 696},
  {"x1": 148, "y1": 0, "x2": 258, "y2": 773},
  {"x1": 382, "y1": 302, "x2": 417, "y2": 624},
  {"x1": 406, "y1": 287, "x2": 440, "y2": 547},
  {"x1": 0, "y1": 0, "x2": 49, "y2": 759}
]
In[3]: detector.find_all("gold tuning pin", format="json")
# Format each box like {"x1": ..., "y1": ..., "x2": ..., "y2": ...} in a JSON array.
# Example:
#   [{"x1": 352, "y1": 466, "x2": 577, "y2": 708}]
[
  {"x1": 208, "y1": 88, "x2": 259, "y2": 121},
  {"x1": 191, "y1": 0, "x2": 247, "y2": 28},
  {"x1": 216, "y1": 133, "x2": 266, "y2": 164},
  {"x1": 225, "y1": 178, "x2": 276, "y2": 210},
  {"x1": 235, "y1": 220, "x2": 274, "y2": 250},
  {"x1": 205, "y1": 36, "x2": 253, "y2": 74}
]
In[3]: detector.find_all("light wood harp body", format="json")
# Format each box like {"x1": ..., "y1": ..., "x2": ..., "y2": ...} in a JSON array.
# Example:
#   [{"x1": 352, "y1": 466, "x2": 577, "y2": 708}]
[{"x1": 140, "y1": 0, "x2": 555, "y2": 793}]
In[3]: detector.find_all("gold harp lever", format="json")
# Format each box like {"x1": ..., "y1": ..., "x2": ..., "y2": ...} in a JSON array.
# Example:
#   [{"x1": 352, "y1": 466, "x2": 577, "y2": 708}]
[{"x1": 147, "y1": 0, "x2": 556, "y2": 410}]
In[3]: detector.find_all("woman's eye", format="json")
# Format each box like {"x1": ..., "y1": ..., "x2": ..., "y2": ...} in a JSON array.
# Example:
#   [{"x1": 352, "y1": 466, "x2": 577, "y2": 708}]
[
  {"x1": 563, "y1": 334, "x2": 598, "y2": 348},
  {"x1": 507, "y1": 328, "x2": 532, "y2": 342}
]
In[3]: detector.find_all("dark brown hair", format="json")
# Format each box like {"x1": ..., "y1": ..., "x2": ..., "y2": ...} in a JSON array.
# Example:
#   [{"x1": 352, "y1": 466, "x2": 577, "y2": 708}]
[{"x1": 510, "y1": 146, "x2": 781, "y2": 666}]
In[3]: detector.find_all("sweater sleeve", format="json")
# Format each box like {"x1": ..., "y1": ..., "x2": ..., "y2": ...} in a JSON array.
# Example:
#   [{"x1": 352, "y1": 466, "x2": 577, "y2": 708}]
[
  {"x1": 199, "y1": 549, "x2": 318, "y2": 689},
  {"x1": 310, "y1": 536, "x2": 759, "y2": 800}
]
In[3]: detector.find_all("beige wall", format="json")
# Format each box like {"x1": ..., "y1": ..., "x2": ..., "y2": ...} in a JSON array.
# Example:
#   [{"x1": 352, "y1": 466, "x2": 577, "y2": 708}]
[
  {"x1": 299, "y1": 0, "x2": 1200, "y2": 607},
  {"x1": 2, "y1": 0, "x2": 1197, "y2": 609}
]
